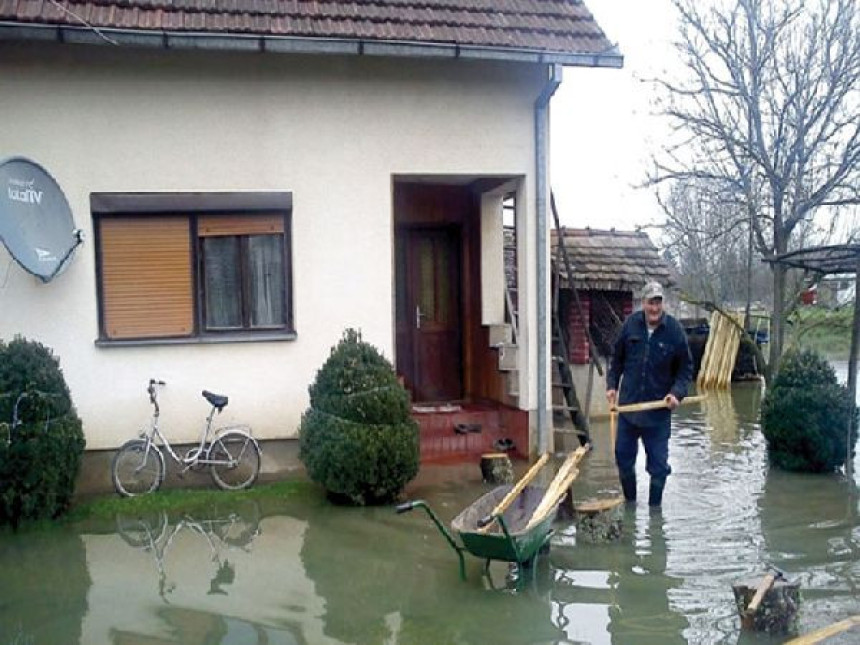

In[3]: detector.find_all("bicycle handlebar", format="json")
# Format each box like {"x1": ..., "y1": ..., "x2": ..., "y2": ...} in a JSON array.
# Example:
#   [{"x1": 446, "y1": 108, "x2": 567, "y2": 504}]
[{"x1": 148, "y1": 379, "x2": 166, "y2": 412}]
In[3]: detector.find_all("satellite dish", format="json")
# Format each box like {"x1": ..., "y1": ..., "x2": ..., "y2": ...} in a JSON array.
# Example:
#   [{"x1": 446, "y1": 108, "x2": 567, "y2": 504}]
[{"x1": 0, "y1": 156, "x2": 82, "y2": 283}]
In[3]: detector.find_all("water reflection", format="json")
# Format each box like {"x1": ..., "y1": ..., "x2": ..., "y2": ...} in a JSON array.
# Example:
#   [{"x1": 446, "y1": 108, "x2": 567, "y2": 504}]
[
  {"x1": 110, "y1": 607, "x2": 305, "y2": 645},
  {"x1": 0, "y1": 528, "x2": 90, "y2": 645},
  {"x1": 3, "y1": 381, "x2": 860, "y2": 644},
  {"x1": 114, "y1": 507, "x2": 260, "y2": 601}
]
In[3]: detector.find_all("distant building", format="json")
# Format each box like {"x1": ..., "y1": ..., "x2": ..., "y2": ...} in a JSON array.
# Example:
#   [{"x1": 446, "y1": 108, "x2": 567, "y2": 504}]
[
  {"x1": 551, "y1": 228, "x2": 675, "y2": 417},
  {"x1": 553, "y1": 228, "x2": 675, "y2": 364}
]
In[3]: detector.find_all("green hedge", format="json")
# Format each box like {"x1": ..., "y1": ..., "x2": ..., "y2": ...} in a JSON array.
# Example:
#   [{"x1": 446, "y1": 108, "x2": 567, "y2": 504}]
[
  {"x1": 299, "y1": 329, "x2": 419, "y2": 504},
  {"x1": 761, "y1": 349, "x2": 858, "y2": 472},
  {"x1": 0, "y1": 338, "x2": 85, "y2": 527}
]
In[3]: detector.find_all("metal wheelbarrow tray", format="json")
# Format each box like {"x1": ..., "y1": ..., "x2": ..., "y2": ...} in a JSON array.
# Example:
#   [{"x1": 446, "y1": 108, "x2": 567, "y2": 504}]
[
  {"x1": 396, "y1": 484, "x2": 555, "y2": 582},
  {"x1": 397, "y1": 446, "x2": 589, "y2": 582}
]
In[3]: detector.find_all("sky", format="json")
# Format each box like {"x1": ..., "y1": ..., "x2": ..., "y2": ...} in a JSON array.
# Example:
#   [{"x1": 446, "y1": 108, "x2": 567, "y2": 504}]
[{"x1": 550, "y1": 0, "x2": 679, "y2": 233}]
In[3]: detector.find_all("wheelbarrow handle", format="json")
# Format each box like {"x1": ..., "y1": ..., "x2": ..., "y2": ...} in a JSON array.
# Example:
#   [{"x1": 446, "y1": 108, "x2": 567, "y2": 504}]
[{"x1": 395, "y1": 500, "x2": 422, "y2": 514}]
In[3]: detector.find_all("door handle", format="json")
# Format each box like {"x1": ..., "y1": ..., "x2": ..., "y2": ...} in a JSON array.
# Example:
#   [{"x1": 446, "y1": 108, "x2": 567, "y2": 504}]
[{"x1": 415, "y1": 306, "x2": 426, "y2": 329}]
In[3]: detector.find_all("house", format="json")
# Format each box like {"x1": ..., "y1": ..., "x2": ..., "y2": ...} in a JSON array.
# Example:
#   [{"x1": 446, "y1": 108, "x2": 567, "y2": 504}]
[
  {"x1": 0, "y1": 1, "x2": 622, "y2": 465},
  {"x1": 816, "y1": 275, "x2": 856, "y2": 309},
  {"x1": 551, "y1": 227, "x2": 674, "y2": 417}
]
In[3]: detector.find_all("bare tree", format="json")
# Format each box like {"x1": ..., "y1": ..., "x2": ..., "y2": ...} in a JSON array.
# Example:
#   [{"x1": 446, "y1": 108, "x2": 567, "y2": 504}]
[
  {"x1": 653, "y1": 0, "x2": 860, "y2": 376},
  {"x1": 659, "y1": 178, "x2": 771, "y2": 309}
]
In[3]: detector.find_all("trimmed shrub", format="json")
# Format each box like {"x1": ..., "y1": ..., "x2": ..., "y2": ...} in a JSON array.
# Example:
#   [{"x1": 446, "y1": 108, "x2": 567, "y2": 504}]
[
  {"x1": 761, "y1": 349, "x2": 858, "y2": 472},
  {"x1": 0, "y1": 337, "x2": 86, "y2": 527},
  {"x1": 299, "y1": 328, "x2": 419, "y2": 505}
]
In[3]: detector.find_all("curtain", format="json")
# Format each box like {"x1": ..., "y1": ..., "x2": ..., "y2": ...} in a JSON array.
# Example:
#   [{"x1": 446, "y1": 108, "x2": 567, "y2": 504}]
[{"x1": 247, "y1": 235, "x2": 285, "y2": 328}]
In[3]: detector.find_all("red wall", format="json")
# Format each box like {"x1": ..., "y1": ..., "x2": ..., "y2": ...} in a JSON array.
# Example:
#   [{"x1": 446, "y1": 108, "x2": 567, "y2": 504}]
[{"x1": 565, "y1": 290, "x2": 633, "y2": 365}]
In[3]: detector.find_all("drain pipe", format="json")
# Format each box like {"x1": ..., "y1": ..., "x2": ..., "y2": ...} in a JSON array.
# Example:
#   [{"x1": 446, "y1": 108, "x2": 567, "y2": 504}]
[{"x1": 534, "y1": 63, "x2": 563, "y2": 456}]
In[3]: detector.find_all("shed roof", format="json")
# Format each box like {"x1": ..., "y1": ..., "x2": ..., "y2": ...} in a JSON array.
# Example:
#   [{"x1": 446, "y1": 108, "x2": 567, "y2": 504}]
[
  {"x1": 0, "y1": 0, "x2": 622, "y2": 67},
  {"x1": 552, "y1": 227, "x2": 674, "y2": 292}
]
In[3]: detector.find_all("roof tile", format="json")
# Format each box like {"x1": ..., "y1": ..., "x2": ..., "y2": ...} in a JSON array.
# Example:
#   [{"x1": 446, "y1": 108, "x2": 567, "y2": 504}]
[{"x1": 0, "y1": 0, "x2": 615, "y2": 58}]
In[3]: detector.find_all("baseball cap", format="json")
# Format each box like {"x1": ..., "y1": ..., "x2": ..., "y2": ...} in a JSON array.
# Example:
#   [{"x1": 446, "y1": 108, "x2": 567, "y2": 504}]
[{"x1": 640, "y1": 281, "x2": 664, "y2": 300}]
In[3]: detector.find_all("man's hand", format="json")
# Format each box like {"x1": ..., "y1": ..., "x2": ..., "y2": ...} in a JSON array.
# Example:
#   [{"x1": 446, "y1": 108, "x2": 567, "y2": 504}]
[
  {"x1": 606, "y1": 389, "x2": 617, "y2": 408},
  {"x1": 665, "y1": 393, "x2": 680, "y2": 410}
]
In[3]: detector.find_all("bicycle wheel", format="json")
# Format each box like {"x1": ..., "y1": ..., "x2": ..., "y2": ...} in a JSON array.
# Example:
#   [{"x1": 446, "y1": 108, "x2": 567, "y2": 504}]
[
  {"x1": 116, "y1": 510, "x2": 169, "y2": 548},
  {"x1": 209, "y1": 432, "x2": 261, "y2": 491},
  {"x1": 112, "y1": 439, "x2": 165, "y2": 497},
  {"x1": 212, "y1": 501, "x2": 262, "y2": 546}
]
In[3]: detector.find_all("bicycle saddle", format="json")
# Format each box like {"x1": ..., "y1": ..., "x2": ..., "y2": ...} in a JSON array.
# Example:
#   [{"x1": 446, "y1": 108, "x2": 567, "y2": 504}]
[{"x1": 202, "y1": 390, "x2": 229, "y2": 411}]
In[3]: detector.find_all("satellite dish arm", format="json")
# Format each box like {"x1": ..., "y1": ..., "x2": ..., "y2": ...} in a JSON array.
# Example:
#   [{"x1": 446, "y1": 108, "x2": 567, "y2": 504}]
[{"x1": 42, "y1": 229, "x2": 84, "y2": 283}]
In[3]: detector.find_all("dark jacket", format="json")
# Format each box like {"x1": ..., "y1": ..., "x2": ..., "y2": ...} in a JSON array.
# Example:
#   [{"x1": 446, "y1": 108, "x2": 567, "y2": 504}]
[{"x1": 607, "y1": 310, "x2": 693, "y2": 427}]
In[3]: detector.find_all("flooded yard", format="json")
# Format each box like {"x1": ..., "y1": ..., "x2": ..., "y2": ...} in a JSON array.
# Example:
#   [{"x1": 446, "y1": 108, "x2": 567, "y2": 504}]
[{"x1": 2, "y1": 374, "x2": 860, "y2": 644}]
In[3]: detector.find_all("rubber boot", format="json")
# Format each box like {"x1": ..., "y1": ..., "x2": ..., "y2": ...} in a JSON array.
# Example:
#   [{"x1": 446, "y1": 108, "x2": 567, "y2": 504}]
[
  {"x1": 648, "y1": 477, "x2": 666, "y2": 507},
  {"x1": 619, "y1": 471, "x2": 636, "y2": 502}
]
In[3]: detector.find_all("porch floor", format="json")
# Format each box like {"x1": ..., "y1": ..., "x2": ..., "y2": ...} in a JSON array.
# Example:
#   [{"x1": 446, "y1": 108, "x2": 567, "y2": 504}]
[{"x1": 412, "y1": 400, "x2": 528, "y2": 464}]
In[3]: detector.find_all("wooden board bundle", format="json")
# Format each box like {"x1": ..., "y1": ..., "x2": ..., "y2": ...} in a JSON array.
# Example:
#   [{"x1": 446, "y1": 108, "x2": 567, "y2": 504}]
[
  {"x1": 697, "y1": 311, "x2": 743, "y2": 390},
  {"x1": 524, "y1": 445, "x2": 590, "y2": 531}
]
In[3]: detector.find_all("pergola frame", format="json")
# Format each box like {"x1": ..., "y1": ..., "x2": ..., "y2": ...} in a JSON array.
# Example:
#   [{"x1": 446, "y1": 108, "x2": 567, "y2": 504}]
[{"x1": 764, "y1": 244, "x2": 860, "y2": 473}]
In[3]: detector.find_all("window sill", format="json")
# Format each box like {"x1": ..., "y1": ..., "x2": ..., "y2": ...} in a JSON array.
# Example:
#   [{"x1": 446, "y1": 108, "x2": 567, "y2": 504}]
[{"x1": 95, "y1": 331, "x2": 297, "y2": 347}]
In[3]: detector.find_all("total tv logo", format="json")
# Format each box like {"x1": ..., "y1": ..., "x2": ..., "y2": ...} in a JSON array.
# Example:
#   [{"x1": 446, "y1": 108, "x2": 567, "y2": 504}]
[{"x1": 7, "y1": 177, "x2": 43, "y2": 205}]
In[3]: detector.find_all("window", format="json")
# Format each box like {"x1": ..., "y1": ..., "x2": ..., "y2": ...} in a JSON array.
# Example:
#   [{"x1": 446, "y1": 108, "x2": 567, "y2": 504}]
[{"x1": 92, "y1": 193, "x2": 293, "y2": 343}]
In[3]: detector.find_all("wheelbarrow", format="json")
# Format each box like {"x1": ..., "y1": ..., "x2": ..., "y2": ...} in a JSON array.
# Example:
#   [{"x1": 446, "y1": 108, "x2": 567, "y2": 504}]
[{"x1": 396, "y1": 446, "x2": 590, "y2": 582}]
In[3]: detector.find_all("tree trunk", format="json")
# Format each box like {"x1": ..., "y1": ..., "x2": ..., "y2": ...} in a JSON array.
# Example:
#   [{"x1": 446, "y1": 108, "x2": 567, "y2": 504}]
[{"x1": 768, "y1": 263, "x2": 786, "y2": 380}]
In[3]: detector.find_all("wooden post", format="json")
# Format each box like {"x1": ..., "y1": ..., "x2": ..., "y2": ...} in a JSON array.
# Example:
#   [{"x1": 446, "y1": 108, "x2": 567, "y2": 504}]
[
  {"x1": 733, "y1": 574, "x2": 800, "y2": 633},
  {"x1": 573, "y1": 496, "x2": 624, "y2": 542},
  {"x1": 846, "y1": 259, "x2": 859, "y2": 478},
  {"x1": 480, "y1": 453, "x2": 514, "y2": 484}
]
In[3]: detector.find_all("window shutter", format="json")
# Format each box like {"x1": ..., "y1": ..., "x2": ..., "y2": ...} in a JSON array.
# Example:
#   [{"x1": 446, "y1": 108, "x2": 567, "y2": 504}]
[
  {"x1": 198, "y1": 214, "x2": 284, "y2": 237},
  {"x1": 99, "y1": 217, "x2": 194, "y2": 339}
]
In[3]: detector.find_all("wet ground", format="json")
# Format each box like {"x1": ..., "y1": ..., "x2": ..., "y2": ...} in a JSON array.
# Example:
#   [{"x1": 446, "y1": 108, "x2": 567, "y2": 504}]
[{"x1": 1, "y1": 367, "x2": 859, "y2": 645}]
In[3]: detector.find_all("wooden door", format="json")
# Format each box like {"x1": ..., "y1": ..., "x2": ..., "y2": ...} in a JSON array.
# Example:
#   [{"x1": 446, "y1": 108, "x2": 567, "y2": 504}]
[{"x1": 395, "y1": 227, "x2": 462, "y2": 402}]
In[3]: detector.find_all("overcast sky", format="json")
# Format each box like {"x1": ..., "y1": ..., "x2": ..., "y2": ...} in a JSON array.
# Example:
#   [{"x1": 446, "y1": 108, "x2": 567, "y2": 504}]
[{"x1": 550, "y1": 0, "x2": 678, "y2": 233}]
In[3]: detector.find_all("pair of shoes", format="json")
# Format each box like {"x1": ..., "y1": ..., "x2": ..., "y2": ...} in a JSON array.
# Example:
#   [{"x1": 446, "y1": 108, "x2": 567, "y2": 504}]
[
  {"x1": 454, "y1": 423, "x2": 482, "y2": 435},
  {"x1": 493, "y1": 438, "x2": 515, "y2": 452}
]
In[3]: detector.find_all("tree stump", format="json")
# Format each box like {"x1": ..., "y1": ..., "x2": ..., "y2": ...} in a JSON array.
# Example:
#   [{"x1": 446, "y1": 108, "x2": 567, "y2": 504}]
[
  {"x1": 732, "y1": 575, "x2": 800, "y2": 634},
  {"x1": 480, "y1": 453, "x2": 514, "y2": 484},
  {"x1": 573, "y1": 497, "x2": 624, "y2": 543}
]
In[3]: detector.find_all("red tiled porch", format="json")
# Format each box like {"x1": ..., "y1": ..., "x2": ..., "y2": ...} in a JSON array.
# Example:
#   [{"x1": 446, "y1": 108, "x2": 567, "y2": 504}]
[{"x1": 412, "y1": 400, "x2": 529, "y2": 464}]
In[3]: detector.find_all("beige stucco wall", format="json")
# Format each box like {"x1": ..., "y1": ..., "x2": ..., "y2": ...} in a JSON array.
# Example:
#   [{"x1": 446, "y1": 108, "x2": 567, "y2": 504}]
[{"x1": 0, "y1": 42, "x2": 547, "y2": 449}]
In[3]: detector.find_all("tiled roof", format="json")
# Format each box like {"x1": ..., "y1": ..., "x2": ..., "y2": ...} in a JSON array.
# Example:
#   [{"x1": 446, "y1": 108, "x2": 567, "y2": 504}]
[
  {"x1": 553, "y1": 228, "x2": 675, "y2": 292},
  {"x1": 0, "y1": 0, "x2": 619, "y2": 61}
]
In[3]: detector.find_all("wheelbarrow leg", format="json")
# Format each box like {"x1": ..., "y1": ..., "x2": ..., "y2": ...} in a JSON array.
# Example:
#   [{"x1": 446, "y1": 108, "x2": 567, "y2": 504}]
[{"x1": 396, "y1": 500, "x2": 467, "y2": 581}]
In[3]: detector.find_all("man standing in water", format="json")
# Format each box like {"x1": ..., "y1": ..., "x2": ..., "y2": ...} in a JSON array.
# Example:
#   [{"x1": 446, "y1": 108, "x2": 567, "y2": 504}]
[{"x1": 606, "y1": 281, "x2": 693, "y2": 507}]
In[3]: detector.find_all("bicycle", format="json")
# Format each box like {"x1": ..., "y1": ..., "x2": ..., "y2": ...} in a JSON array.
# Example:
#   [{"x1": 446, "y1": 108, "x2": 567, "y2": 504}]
[{"x1": 111, "y1": 379, "x2": 261, "y2": 496}]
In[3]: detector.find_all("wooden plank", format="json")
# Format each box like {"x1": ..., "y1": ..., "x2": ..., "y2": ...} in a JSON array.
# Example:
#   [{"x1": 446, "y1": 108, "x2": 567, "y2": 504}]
[
  {"x1": 574, "y1": 496, "x2": 624, "y2": 514},
  {"x1": 613, "y1": 394, "x2": 706, "y2": 414},
  {"x1": 477, "y1": 452, "x2": 550, "y2": 534},
  {"x1": 783, "y1": 615, "x2": 860, "y2": 644}
]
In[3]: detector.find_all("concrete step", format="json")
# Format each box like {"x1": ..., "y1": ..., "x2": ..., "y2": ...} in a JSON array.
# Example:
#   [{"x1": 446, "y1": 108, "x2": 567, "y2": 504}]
[
  {"x1": 488, "y1": 323, "x2": 513, "y2": 346},
  {"x1": 497, "y1": 343, "x2": 518, "y2": 371}
]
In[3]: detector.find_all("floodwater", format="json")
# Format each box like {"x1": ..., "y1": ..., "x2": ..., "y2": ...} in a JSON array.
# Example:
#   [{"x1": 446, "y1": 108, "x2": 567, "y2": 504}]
[{"x1": 2, "y1": 373, "x2": 860, "y2": 645}]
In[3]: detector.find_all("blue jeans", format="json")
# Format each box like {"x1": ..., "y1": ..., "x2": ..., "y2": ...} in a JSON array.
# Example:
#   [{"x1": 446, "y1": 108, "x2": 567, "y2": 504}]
[{"x1": 614, "y1": 414, "x2": 672, "y2": 481}]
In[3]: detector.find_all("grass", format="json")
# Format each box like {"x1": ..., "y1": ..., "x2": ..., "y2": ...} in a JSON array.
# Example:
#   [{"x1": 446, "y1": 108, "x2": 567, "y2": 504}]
[
  {"x1": 65, "y1": 478, "x2": 320, "y2": 523},
  {"x1": 787, "y1": 306, "x2": 854, "y2": 360},
  {"x1": 0, "y1": 479, "x2": 323, "y2": 535}
]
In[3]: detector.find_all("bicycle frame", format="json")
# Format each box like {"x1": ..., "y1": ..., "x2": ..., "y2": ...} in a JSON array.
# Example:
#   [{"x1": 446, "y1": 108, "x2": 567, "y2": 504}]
[
  {"x1": 138, "y1": 384, "x2": 252, "y2": 472},
  {"x1": 140, "y1": 406, "x2": 220, "y2": 468}
]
